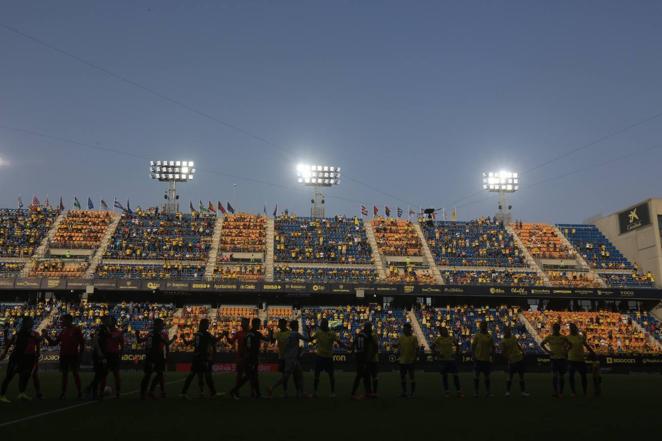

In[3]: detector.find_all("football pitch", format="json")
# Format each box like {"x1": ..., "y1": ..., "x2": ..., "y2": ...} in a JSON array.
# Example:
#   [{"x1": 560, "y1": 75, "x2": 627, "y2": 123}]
[{"x1": 0, "y1": 370, "x2": 661, "y2": 440}]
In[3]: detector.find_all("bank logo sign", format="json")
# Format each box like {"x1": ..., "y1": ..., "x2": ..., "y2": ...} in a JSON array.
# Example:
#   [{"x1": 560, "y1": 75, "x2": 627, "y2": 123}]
[{"x1": 619, "y1": 203, "x2": 650, "y2": 234}]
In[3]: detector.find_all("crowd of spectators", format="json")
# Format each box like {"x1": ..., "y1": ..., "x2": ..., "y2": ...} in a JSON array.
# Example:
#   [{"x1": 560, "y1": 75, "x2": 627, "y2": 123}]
[
  {"x1": 372, "y1": 218, "x2": 422, "y2": 256},
  {"x1": 0, "y1": 262, "x2": 24, "y2": 277},
  {"x1": 171, "y1": 306, "x2": 209, "y2": 352},
  {"x1": 0, "y1": 208, "x2": 59, "y2": 257},
  {"x1": 219, "y1": 214, "x2": 266, "y2": 253},
  {"x1": 302, "y1": 304, "x2": 407, "y2": 353},
  {"x1": 212, "y1": 306, "x2": 258, "y2": 352},
  {"x1": 423, "y1": 218, "x2": 526, "y2": 267},
  {"x1": 275, "y1": 216, "x2": 372, "y2": 263},
  {"x1": 386, "y1": 264, "x2": 436, "y2": 284},
  {"x1": 629, "y1": 311, "x2": 662, "y2": 343},
  {"x1": 213, "y1": 263, "x2": 264, "y2": 282},
  {"x1": 524, "y1": 310, "x2": 660, "y2": 354},
  {"x1": 0, "y1": 302, "x2": 53, "y2": 345},
  {"x1": 416, "y1": 305, "x2": 541, "y2": 354},
  {"x1": 104, "y1": 211, "x2": 214, "y2": 260},
  {"x1": 440, "y1": 270, "x2": 544, "y2": 286},
  {"x1": 30, "y1": 259, "x2": 89, "y2": 277},
  {"x1": 513, "y1": 223, "x2": 574, "y2": 260},
  {"x1": 274, "y1": 265, "x2": 376, "y2": 283},
  {"x1": 51, "y1": 210, "x2": 113, "y2": 249},
  {"x1": 600, "y1": 272, "x2": 656, "y2": 288},
  {"x1": 545, "y1": 271, "x2": 602, "y2": 288},
  {"x1": 95, "y1": 262, "x2": 206, "y2": 280},
  {"x1": 558, "y1": 224, "x2": 634, "y2": 270}
]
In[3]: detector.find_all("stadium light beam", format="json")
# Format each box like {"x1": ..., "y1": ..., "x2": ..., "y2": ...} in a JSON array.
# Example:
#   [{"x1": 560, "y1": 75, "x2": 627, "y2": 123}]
[
  {"x1": 150, "y1": 160, "x2": 196, "y2": 214},
  {"x1": 296, "y1": 163, "x2": 341, "y2": 218},
  {"x1": 482, "y1": 170, "x2": 518, "y2": 224}
]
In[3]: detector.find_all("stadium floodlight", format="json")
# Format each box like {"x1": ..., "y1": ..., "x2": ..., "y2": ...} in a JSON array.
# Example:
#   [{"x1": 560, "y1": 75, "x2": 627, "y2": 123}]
[
  {"x1": 482, "y1": 170, "x2": 519, "y2": 224},
  {"x1": 296, "y1": 163, "x2": 341, "y2": 218},
  {"x1": 149, "y1": 160, "x2": 196, "y2": 214}
]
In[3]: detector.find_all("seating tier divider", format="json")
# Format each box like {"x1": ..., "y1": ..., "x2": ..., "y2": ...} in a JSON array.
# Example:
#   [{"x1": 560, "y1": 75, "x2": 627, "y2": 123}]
[
  {"x1": 407, "y1": 309, "x2": 430, "y2": 351},
  {"x1": 265, "y1": 218, "x2": 275, "y2": 282},
  {"x1": 203, "y1": 217, "x2": 224, "y2": 280},
  {"x1": 84, "y1": 212, "x2": 122, "y2": 279},
  {"x1": 505, "y1": 224, "x2": 551, "y2": 285},
  {"x1": 20, "y1": 210, "x2": 66, "y2": 277},
  {"x1": 413, "y1": 222, "x2": 443, "y2": 284},
  {"x1": 364, "y1": 221, "x2": 387, "y2": 280}
]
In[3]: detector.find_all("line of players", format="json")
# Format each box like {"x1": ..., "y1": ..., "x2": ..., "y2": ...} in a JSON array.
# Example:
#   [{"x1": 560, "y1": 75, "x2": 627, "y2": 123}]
[{"x1": 0, "y1": 314, "x2": 603, "y2": 402}]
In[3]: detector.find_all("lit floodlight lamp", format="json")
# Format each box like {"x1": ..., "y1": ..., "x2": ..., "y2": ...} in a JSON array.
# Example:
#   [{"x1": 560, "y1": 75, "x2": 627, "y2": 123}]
[
  {"x1": 482, "y1": 170, "x2": 518, "y2": 225},
  {"x1": 295, "y1": 162, "x2": 341, "y2": 218},
  {"x1": 149, "y1": 160, "x2": 196, "y2": 215}
]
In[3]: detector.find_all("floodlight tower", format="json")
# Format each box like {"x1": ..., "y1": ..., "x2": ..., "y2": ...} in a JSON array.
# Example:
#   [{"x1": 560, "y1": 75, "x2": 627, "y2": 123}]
[
  {"x1": 482, "y1": 171, "x2": 519, "y2": 224},
  {"x1": 296, "y1": 164, "x2": 341, "y2": 218},
  {"x1": 149, "y1": 160, "x2": 196, "y2": 214}
]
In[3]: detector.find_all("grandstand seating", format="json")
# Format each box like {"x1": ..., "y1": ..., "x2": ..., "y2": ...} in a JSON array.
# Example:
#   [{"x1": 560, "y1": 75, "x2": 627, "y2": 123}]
[
  {"x1": 302, "y1": 305, "x2": 409, "y2": 353},
  {"x1": 422, "y1": 218, "x2": 527, "y2": 267},
  {"x1": 600, "y1": 272, "x2": 656, "y2": 288},
  {"x1": 524, "y1": 310, "x2": 661, "y2": 354},
  {"x1": 275, "y1": 216, "x2": 372, "y2": 263},
  {"x1": 0, "y1": 208, "x2": 59, "y2": 257},
  {"x1": 386, "y1": 264, "x2": 436, "y2": 284},
  {"x1": 219, "y1": 214, "x2": 266, "y2": 253},
  {"x1": 416, "y1": 305, "x2": 541, "y2": 354},
  {"x1": 372, "y1": 218, "x2": 422, "y2": 256},
  {"x1": 213, "y1": 306, "x2": 258, "y2": 352},
  {"x1": 51, "y1": 210, "x2": 113, "y2": 249},
  {"x1": 104, "y1": 211, "x2": 214, "y2": 260},
  {"x1": 213, "y1": 263, "x2": 264, "y2": 281},
  {"x1": 440, "y1": 270, "x2": 544, "y2": 286},
  {"x1": 0, "y1": 302, "x2": 53, "y2": 336},
  {"x1": 513, "y1": 223, "x2": 574, "y2": 260},
  {"x1": 630, "y1": 311, "x2": 662, "y2": 343},
  {"x1": 112, "y1": 302, "x2": 176, "y2": 349},
  {"x1": 172, "y1": 305, "x2": 210, "y2": 352},
  {"x1": 95, "y1": 262, "x2": 206, "y2": 280},
  {"x1": 30, "y1": 259, "x2": 89, "y2": 277},
  {"x1": 0, "y1": 262, "x2": 25, "y2": 277},
  {"x1": 545, "y1": 270, "x2": 601, "y2": 288},
  {"x1": 46, "y1": 302, "x2": 110, "y2": 340},
  {"x1": 558, "y1": 224, "x2": 634, "y2": 270},
  {"x1": 274, "y1": 265, "x2": 376, "y2": 283}
]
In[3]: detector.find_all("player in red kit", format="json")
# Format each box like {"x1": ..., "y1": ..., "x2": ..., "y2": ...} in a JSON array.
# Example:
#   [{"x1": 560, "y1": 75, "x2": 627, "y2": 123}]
[
  {"x1": 100, "y1": 317, "x2": 124, "y2": 399},
  {"x1": 43, "y1": 313, "x2": 85, "y2": 399},
  {"x1": 0, "y1": 317, "x2": 42, "y2": 402}
]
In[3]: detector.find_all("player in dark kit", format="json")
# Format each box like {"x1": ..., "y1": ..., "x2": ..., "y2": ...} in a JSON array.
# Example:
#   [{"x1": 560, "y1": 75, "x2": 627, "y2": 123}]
[
  {"x1": 0, "y1": 317, "x2": 41, "y2": 402},
  {"x1": 350, "y1": 322, "x2": 377, "y2": 400},
  {"x1": 180, "y1": 318, "x2": 221, "y2": 399},
  {"x1": 229, "y1": 317, "x2": 270, "y2": 399},
  {"x1": 137, "y1": 318, "x2": 174, "y2": 400},
  {"x1": 42, "y1": 313, "x2": 85, "y2": 399},
  {"x1": 86, "y1": 317, "x2": 111, "y2": 400},
  {"x1": 100, "y1": 317, "x2": 124, "y2": 399}
]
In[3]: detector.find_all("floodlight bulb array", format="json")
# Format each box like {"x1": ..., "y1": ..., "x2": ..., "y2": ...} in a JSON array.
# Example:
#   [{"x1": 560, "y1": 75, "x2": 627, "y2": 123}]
[
  {"x1": 482, "y1": 171, "x2": 519, "y2": 192},
  {"x1": 296, "y1": 163, "x2": 341, "y2": 187},
  {"x1": 150, "y1": 160, "x2": 196, "y2": 182}
]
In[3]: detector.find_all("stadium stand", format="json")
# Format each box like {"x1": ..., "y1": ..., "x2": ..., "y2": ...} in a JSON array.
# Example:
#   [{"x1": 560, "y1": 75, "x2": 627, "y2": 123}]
[
  {"x1": 372, "y1": 218, "x2": 422, "y2": 257},
  {"x1": 416, "y1": 305, "x2": 541, "y2": 354},
  {"x1": 51, "y1": 210, "x2": 113, "y2": 249},
  {"x1": 274, "y1": 265, "x2": 376, "y2": 283},
  {"x1": 302, "y1": 304, "x2": 408, "y2": 353},
  {"x1": 104, "y1": 211, "x2": 214, "y2": 260},
  {"x1": 524, "y1": 310, "x2": 661, "y2": 354},
  {"x1": 0, "y1": 208, "x2": 59, "y2": 257},
  {"x1": 219, "y1": 214, "x2": 266, "y2": 254},
  {"x1": 440, "y1": 270, "x2": 544, "y2": 286},
  {"x1": 213, "y1": 306, "x2": 258, "y2": 352},
  {"x1": 600, "y1": 272, "x2": 656, "y2": 288},
  {"x1": 422, "y1": 218, "x2": 527, "y2": 267},
  {"x1": 544, "y1": 270, "x2": 601, "y2": 288},
  {"x1": 630, "y1": 311, "x2": 662, "y2": 343},
  {"x1": 0, "y1": 262, "x2": 25, "y2": 277},
  {"x1": 386, "y1": 264, "x2": 436, "y2": 284},
  {"x1": 275, "y1": 216, "x2": 372, "y2": 263},
  {"x1": 95, "y1": 262, "x2": 206, "y2": 280},
  {"x1": 0, "y1": 302, "x2": 53, "y2": 334},
  {"x1": 558, "y1": 224, "x2": 634, "y2": 270},
  {"x1": 30, "y1": 259, "x2": 89, "y2": 277},
  {"x1": 172, "y1": 305, "x2": 210, "y2": 352},
  {"x1": 512, "y1": 223, "x2": 575, "y2": 260}
]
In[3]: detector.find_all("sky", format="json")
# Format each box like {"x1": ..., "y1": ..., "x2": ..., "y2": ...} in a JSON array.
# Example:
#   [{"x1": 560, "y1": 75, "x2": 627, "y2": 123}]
[{"x1": 1, "y1": 0, "x2": 661, "y2": 222}]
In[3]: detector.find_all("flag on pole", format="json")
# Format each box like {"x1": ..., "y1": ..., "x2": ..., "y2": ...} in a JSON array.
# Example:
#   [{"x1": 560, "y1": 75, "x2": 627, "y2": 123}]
[
  {"x1": 385, "y1": 206, "x2": 391, "y2": 217},
  {"x1": 73, "y1": 197, "x2": 81, "y2": 210},
  {"x1": 17, "y1": 196, "x2": 23, "y2": 209},
  {"x1": 126, "y1": 200, "x2": 132, "y2": 214},
  {"x1": 397, "y1": 207, "x2": 403, "y2": 218},
  {"x1": 59, "y1": 196, "x2": 64, "y2": 211},
  {"x1": 409, "y1": 208, "x2": 416, "y2": 217},
  {"x1": 361, "y1": 205, "x2": 368, "y2": 216},
  {"x1": 190, "y1": 201, "x2": 197, "y2": 213},
  {"x1": 208, "y1": 201, "x2": 216, "y2": 214},
  {"x1": 32, "y1": 195, "x2": 40, "y2": 207},
  {"x1": 44, "y1": 197, "x2": 50, "y2": 208},
  {"x1": 101, "y1": 200, "x2": 109, "y2": 210},
  {"x1": 263, "y1": 205, "x2": 267, "y2": 215},
  {"x1": 218, "y1": 201, "x2": 227, "y2": 215},
  {"x1": 373, "y1": 205, "x2": 379, "y2": 217},
  {"x1": 227, "y1": 202, "x2": 235, "y2": 214},
  {"x1": 273, "y1": 204, "x2": 278, "y2": 217},
  {"x1": 113, "y1": 198, "x2": 124, "y2": 211},
  {"x1": 451, "y1": 208, "x2": 457, "y2": 222},
  {"x1": 87, "y1": 197, "x2": 94, "y2": 210},
  {"x1": 198, "y1": 200, "x2": 208, "y2": 213}
]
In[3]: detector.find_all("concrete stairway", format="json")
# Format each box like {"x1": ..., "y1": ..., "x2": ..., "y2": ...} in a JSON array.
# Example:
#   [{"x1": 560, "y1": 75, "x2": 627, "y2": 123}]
[
  {"x1": 652, "y1": 302, "x2": 662, "y2": 323},
  {"x1": 36, "y1": 307, "x2": 59, "y2": 333},
  {"x1": 553, "y1": 225, "x2": 607, "y2": 288},
  {"x1": 407, "y1": 309, "x2": 430, "y2": 352},
  {"x1": 412, "y1": 222, "x2": 443, "y2": 284},
  {"x1": 20, "y1": 210, "x2": 66, "y2": 277},
  {"x1": 364, "y1": 221, "x2": 387, "y2": 281},
  {"x1": 265, "y1": 218, "x2": 275, "y2": 282},
  {"x1": 518, "y1": 313, "x2": 543, "y2": 345},
  {"x1": 506, "y1": 225, "x2": 551, "y2": 285},
  {"x1": 83, "y1": 212, "x2": 122, "y2": 279},
  {"x1": 204, "y1": 217, "x2": 224, "y2": 280}
]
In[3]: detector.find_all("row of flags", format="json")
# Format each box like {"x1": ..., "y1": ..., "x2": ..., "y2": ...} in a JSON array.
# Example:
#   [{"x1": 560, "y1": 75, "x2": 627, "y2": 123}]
[
  {"x1": 18, "y1": 196, "x2": 134, "y2": 213},
  {"x1": 361, "y1": 205, "x2": 417, "y2": 218}
]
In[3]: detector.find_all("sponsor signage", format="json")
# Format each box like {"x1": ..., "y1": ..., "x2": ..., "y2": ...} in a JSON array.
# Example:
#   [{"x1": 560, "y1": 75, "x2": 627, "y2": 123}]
[
  {"x1": 41, "y1": 278, "x2": 66, "y2": 290},
  {"x1": 0, "y1": 279, "x2": 14, "y2": 289},
  {"x1": 619, "y1": 202, "x2": 651, "y2": 234}
]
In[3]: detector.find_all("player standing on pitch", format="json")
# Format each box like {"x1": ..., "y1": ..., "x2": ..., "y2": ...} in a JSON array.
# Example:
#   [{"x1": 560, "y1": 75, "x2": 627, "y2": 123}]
[
  {"x1": 137, "y1": 318, "x2": 173, "y2": 399},
  {"x1": 541, "y1": 322, "x2": 571, "y2": 398},
  {"x1": 86, "y1": 316, "x2": 111, "y2": 400},
  {"x1": 397, "y1": 323, "x2": 419, "y2": 398},
  {"x1": 42, "y1": 313, "x2": 85, "y2": 400},
  {"x1": 471, "y1": 321, "x2": 495, "y2": 398},
  {"x1": 432, "y1": 326, "x2": 463, "y2": 398},
  {"x1": 566, "y1": 323, "x2": 594, "y2": 397},
  {"x1": 0, "y1": 317, "x2": 41, "y2": 402},
  {"x1": 500, "y1": 327, "x2": 530, "y2": 397},
  {"x1": 310, "y1": 317, "x2": 342, "y2": 398},
  {"x1": 350, "y1": 322, "x2": 376, "y2": 400},
  {"x1": 180, "y1": 318, "x2": 220, "y2": 399},
  {"x1": 266, "y1": 318, "x2": 291, "y2": 398}
]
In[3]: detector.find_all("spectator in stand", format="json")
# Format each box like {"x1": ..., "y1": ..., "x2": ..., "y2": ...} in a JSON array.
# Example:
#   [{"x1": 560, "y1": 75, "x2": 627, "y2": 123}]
[
  {"x1": 51, "y1": 210, "x2": 113, "y2": 249},
  {"x1": 275, "y1": 265, "x2": 375, "y2": 283},
  {"x1": 372, "y1": 218, "x2": 422, "y2": 256},
  {"x1": 0, "y1": 207, "x2": 58, "y2": 258},
  {"x1": 513, "y1": 223, "x2": 574, "y2": 260},
  {"x1": 441, "y1": 270, "x2": 543, "y2": 286}
]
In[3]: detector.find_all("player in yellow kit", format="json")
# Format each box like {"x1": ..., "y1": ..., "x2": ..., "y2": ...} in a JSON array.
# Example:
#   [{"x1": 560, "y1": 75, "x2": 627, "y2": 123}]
[
  {"x1": 500, "y1": 327, "x2": 529, "y2": 397},
  {"x1": 541, "y1": 322, "x2": 571, "y2": 398},
  {"x1": 309, "y1": 318, "x2": 343, "y2": 398},
  {"x1": 266, "y1": 319, "x2": 291, "y2": 398},
  {"x1": 432, "y1": 326, "x2": 463, "y2": 397},
  {"x1": 471, "y1": 321, "x2": 495, "y2": 398},
  {"x1": 396, "y1": 323, "x2": 419, "y2": 398},
  {"x1": 566, "y1": 323, "x2": 594, "y2": 397}
]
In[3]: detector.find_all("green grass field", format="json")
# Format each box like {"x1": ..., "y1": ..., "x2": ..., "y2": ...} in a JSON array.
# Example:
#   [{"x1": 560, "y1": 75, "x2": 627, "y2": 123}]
[{"x1": 1, "y1": 370, "x2": 661, "y2": 440}]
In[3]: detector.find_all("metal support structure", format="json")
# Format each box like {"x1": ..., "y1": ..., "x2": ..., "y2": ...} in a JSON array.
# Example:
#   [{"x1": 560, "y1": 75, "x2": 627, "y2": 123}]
[
  {"x1": 164, "y1": 180, "x2": 179, "y2": 215},
  {"x1": 311, "y1": 187, "x2": 325, "y2": 218},
  {"x1": 496, "y1": 190, "x2": 512, "y2": 225}
]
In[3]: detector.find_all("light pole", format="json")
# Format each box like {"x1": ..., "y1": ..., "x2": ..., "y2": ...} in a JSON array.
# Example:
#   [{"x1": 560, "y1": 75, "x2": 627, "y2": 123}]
[
  {"x1": 482, "y1": 171, "x2": 519, "y2": 224},
  {"x1": 149, "y1": 160, "x2": 196, "y2": 215},
  {"x1": 296, "y1": 163, "x2": 341, "y2": 218}
]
